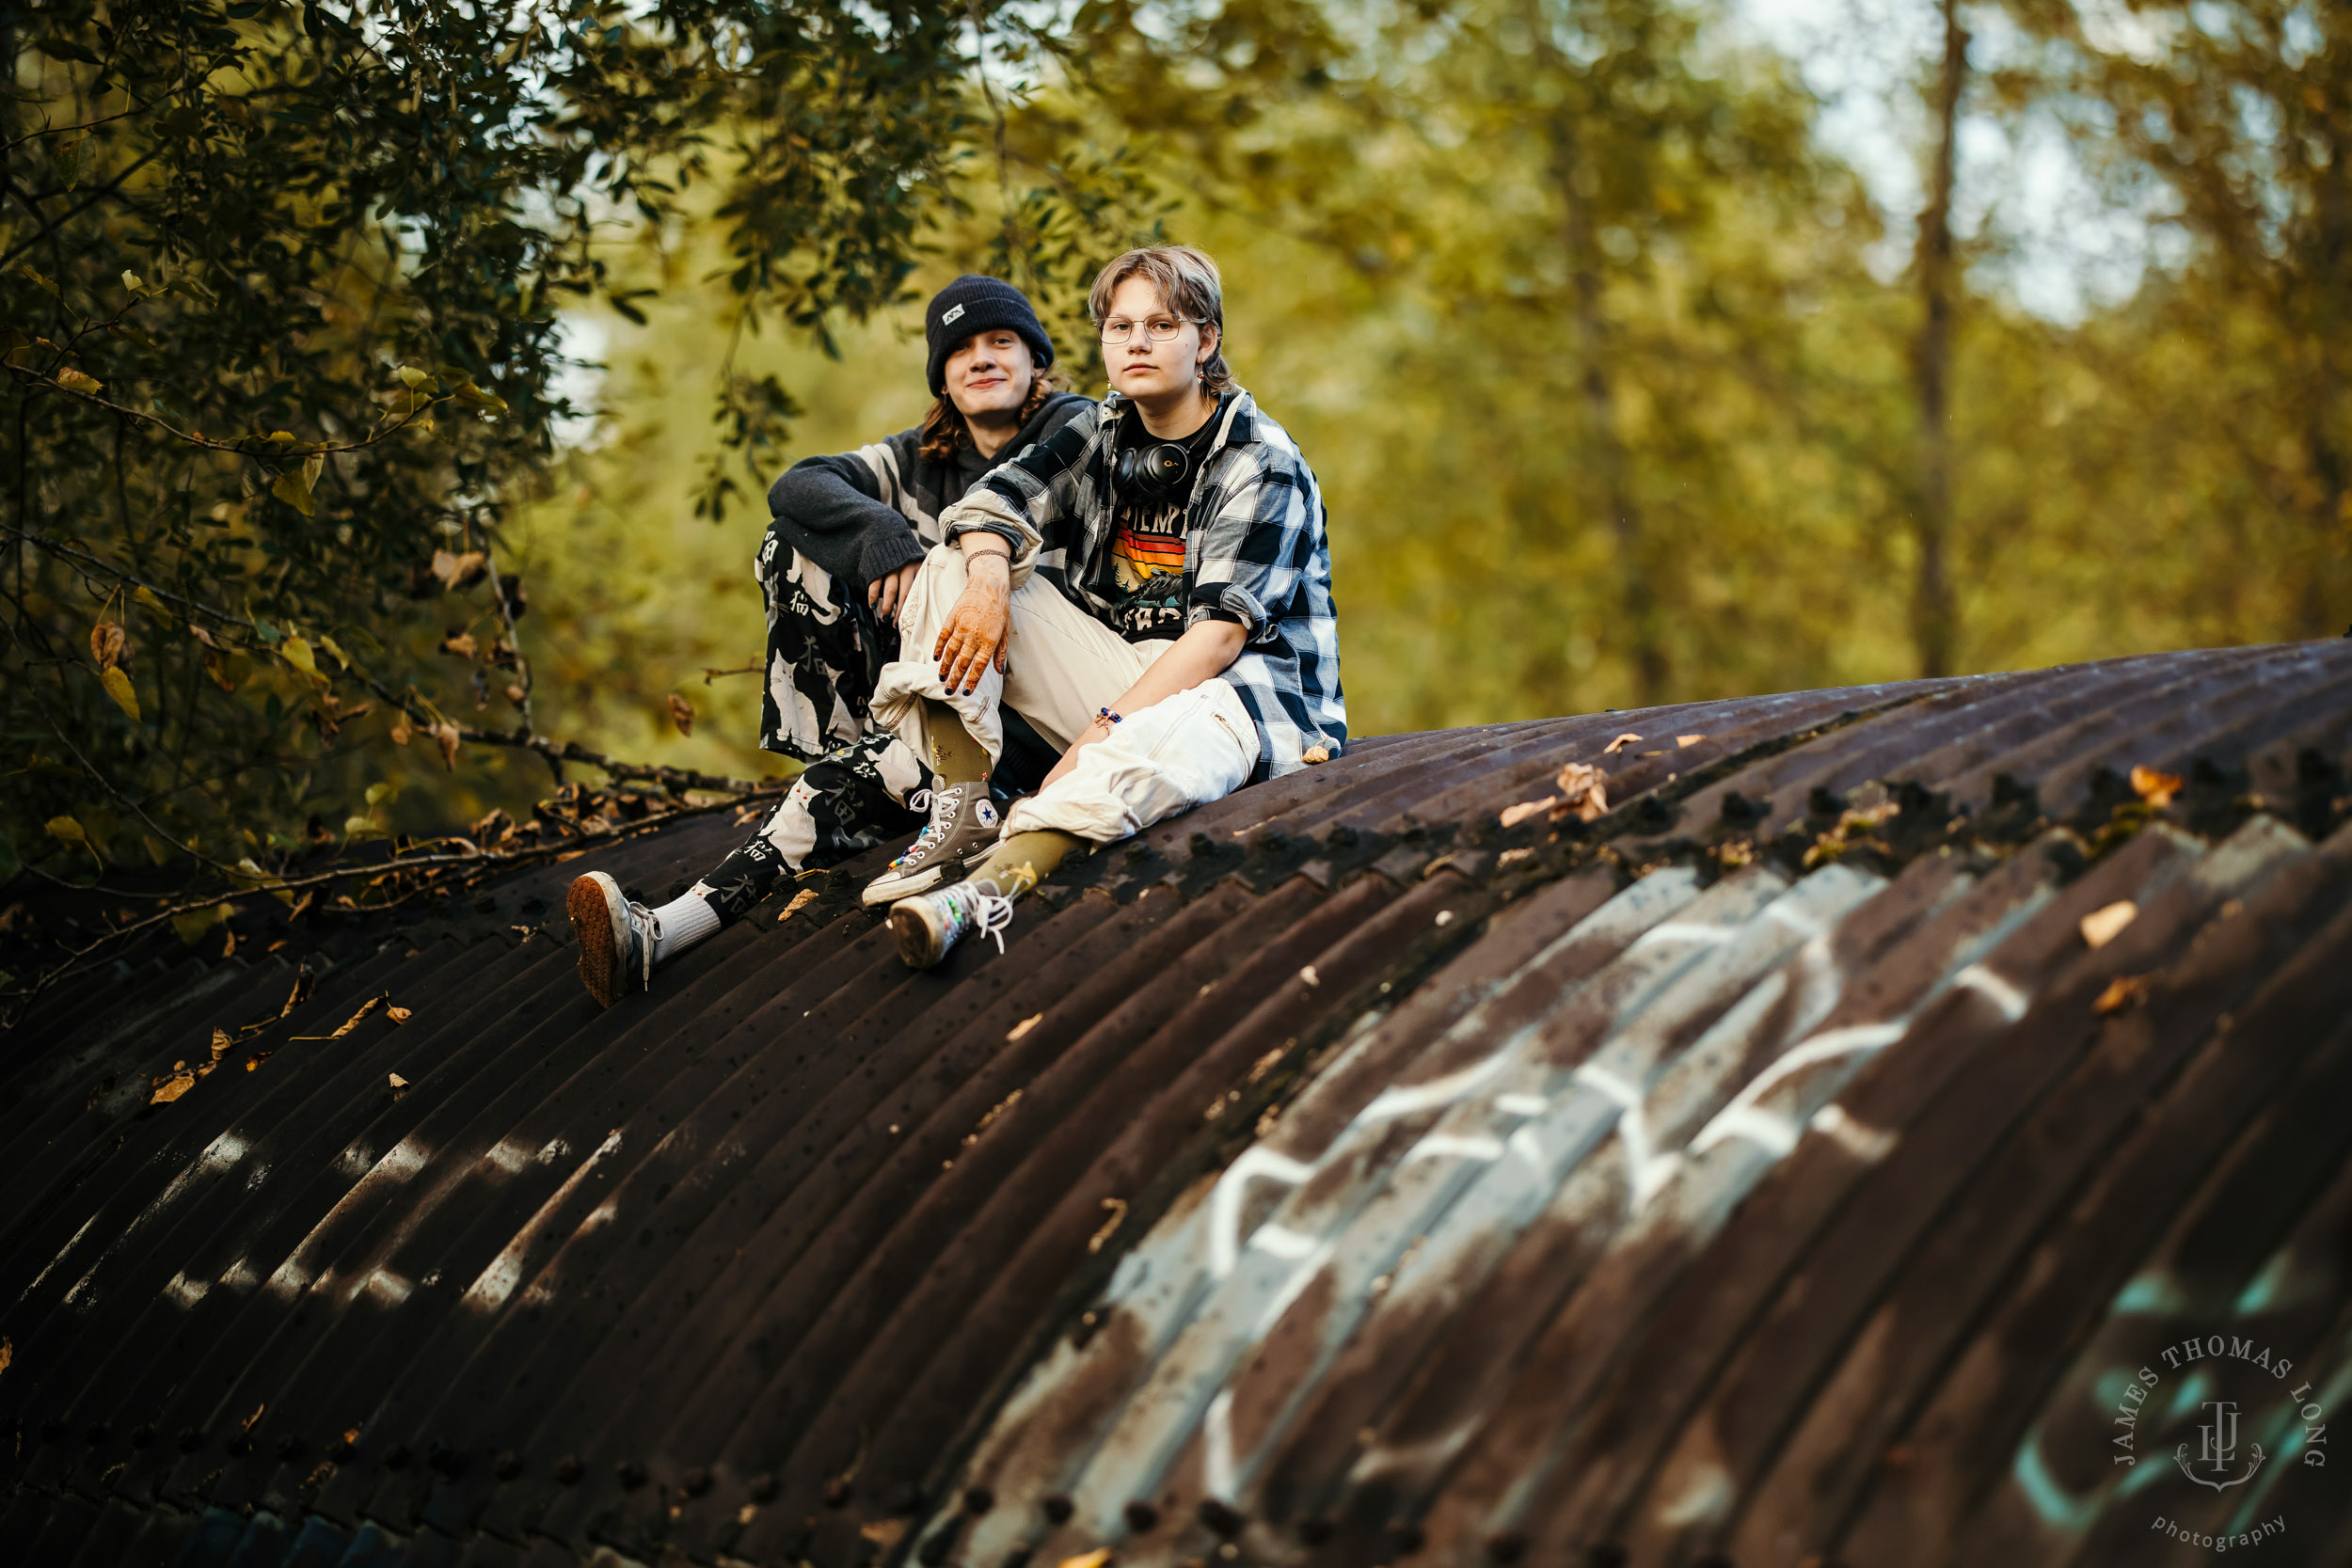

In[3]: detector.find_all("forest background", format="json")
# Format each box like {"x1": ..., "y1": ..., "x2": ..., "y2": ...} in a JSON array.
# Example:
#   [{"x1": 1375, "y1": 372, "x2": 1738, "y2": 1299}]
[{"x1": 2, "y1": 0, "x2": 2344, "y2": 967}]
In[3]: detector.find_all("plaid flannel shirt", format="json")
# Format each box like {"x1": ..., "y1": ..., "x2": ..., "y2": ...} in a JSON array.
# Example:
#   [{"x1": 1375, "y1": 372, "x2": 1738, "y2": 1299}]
[{"x1": 937, "y1": 388, "x2": 1345, "y2": 783}]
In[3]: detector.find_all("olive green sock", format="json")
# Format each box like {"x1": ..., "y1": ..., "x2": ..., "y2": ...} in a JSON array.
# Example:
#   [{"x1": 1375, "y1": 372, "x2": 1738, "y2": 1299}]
[
  {"x1": 925, "y1": 699, "x2": 990, "y2": 784},
  {"x1": 967, "y1": 830, "x2": 1087, "y2": 905}
]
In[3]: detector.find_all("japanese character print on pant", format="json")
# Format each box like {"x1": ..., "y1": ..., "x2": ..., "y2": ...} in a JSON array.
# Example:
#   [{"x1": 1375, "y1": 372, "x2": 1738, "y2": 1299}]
[
  {"x1": 689, "y1": 728, "x2": 932, "y2": 925},
  {"x1": 756, "y1": 521, "x2": 895, "y2": 762}
]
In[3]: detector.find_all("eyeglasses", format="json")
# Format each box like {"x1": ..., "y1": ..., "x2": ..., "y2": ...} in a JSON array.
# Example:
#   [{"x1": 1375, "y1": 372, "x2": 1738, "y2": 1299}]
[{"x1": 1098, "y1": 316, "x2": 1201, "y2": 344}]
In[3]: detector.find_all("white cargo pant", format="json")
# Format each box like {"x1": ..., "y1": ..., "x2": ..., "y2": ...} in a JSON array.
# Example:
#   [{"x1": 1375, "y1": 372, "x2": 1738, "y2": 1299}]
[{"x1": 869, "y1": 546, "x2": 1259, "y2": 843}]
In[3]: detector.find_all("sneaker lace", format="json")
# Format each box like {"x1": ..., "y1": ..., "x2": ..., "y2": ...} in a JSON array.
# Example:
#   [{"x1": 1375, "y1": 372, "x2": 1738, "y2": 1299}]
[
  {"x1": 631, "y1": 902, "x2": 660, "y2": 990},
  {"x1": 890, "y1": 785, "x2": 957, "y2": 869},
  {"x1": 943, "y1": 880, "x2": 1017, "y2": 955}
]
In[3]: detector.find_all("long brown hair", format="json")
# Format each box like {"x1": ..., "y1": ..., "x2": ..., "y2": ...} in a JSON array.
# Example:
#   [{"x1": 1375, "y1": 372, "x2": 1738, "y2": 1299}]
[{"x1": 917, "y1": 368, "x2": 1064, "y2": 465}]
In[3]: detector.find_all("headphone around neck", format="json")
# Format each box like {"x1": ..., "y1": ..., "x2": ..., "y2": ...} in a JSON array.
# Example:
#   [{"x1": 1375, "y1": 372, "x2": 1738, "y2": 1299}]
[{"x1": 1115, "y1": 438, "x2": 1192, "y2": 492}]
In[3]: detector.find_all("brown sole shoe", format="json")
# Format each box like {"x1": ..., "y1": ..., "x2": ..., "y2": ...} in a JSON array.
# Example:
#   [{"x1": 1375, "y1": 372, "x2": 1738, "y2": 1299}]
[
  {"x1": 889, "y1": 901, "x2": 948, "y2": 971},
  {"x1": 567, "y1": 873, "x2": 626, "y2": 1007}
]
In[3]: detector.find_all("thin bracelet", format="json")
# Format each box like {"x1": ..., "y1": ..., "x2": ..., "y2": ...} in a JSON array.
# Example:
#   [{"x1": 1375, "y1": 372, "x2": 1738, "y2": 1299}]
[{"x1": 1097, "y1": 706, "x2": 1122, "y2": 726}]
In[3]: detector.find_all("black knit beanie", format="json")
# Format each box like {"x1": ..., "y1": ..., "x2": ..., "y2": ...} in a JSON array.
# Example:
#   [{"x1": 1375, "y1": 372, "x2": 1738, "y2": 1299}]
[{"x1": 925, "y1": 275, "x2": 1056, "y2": 395}]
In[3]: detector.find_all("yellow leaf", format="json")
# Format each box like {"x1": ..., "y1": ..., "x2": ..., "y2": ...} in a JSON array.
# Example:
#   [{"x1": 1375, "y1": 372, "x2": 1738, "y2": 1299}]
[
  {"x1": 47, "y1": 815, "x2": 88, "y2": 847},
  {"x1": 56, "y1": 367, "x2": 103, "y2": 395},
  {"x1": 317, "y1": 633, "x2": 348, "y2": 669},
  {"x1": 151, "y1": 1062, "x2": 197, "y2": 1104},
  {"x1": 2129, "y1": 765, "x2": 2183, "y2": 810},
  {"x1": 267, "y1": 430, "x2": 298, "y2": 444},
  {"x1": 280, "y1": 636, "x2": 320, "y2": 680},
  {"x1": 101, "y1": 665, "x2": 141, "y2": 721},
  {"x1": 133, "y1": 585, "x2": 172, "y2": 623},
  {"x1": 271, "y1": 464, "x2": 316, "y2": 516},
  {"x1": 396, "y1": 365, "x2": 430, "y2": 389}
]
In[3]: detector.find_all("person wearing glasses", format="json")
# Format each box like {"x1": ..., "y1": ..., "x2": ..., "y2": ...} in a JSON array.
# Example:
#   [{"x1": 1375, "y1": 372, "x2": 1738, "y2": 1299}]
[
  {"x1": 565, "y1": 276, "x2": 1089, "y2": 1006},
  {"x1": 866, "y1": 244, "x2": 1346, "y2": 969}
]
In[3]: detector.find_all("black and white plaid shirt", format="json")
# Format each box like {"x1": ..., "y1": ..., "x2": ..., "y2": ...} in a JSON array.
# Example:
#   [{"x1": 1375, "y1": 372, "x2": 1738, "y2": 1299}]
[{"x1": 940, "y1": 388, "x2": 1346, "y2": 782}]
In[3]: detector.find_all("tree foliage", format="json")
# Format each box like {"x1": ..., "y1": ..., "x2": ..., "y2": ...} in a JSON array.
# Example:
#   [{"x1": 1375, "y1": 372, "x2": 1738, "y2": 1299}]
[{"x1": 0, "y1": 0, "x2": 1035, "y2": 906}]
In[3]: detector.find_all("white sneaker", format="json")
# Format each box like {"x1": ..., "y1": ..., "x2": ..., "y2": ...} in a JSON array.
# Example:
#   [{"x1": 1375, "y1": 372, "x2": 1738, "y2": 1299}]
[{"x1": 887, "y1": 879, "x2": 1016, "y2": 971}]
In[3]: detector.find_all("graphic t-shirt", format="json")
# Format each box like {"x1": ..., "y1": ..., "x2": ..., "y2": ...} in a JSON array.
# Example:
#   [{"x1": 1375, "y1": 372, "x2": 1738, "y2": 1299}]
[{"x1": 1108, "y1": 406, "x2": 1224, "y2": 642}]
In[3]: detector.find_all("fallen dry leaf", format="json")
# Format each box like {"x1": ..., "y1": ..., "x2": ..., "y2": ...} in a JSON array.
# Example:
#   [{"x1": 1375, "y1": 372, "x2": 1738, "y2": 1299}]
[
  {"x1": 431, "y1": 720, "x2": 461, "y2": 770},
  {"x1": 1499, "y1": 796, "x2": 1556, "y2": 829},
  {"x1": 666, "y1": 692, "x2": 694, "y2": 736},
  {"x1": 0, "y1": 1336, "x2": 11, "y2": 1378},
  {"x1": 388, "y1": 1072, "x2": 409, "y2": 1100},
  {"x1": 1298, "y1": 964, "x2": 1321, "y2": 988},
  {"x1": 429, "y1": 548, "x2": 488, "y2": 591},
  {"x1": 151, "y1": 1060, "x2": 197, "y2": 1104},
  {"x1": 387, "y1": 1006, "x2": 412, "y2": 1025},
  {"x1": 1301, "y1": 744, "x2": 1330, "y2": 764},
  {"x1": 2080, "y1": 899, "x2": 2138, "y2": 950},
  {"x1": 2129, "y1": 764, "x2": 2184, "y2": 809},
  {"x1": 776, "y1": 887, "x2": 819, "y2": 924},
  {"x1": 1555, "y1": 762, "x2": 1610, "y2": 822},
  {"x1": 858, "y1": 1520, "x2": 907, "y2": 1548},
  {"x1": 1006, "y1": 1012, "x2": 1044, "y2": 1041},
  {"x1": 1057, "y1": 1550, "x2": 1114, "y2": 1568},
  {"x1": 326, "y1": 994, "x2": 384, "y2": 1039},
  {"x1": 1088, "y1": 1196, "x2": 1129, "y2": 1254},
  {"x1": 1677, "y1": 733, "x2": 1706, "y2": 749},
  {"x1": 211, "y1": 1027, "x2": 233, "y2": 1057},
  {"x1": 2093, "y1": 974, "x2": 2150, "y2": 1015},
  {"x1": 1603, "y1": 732, "x2": 1644, "y2": 754}
]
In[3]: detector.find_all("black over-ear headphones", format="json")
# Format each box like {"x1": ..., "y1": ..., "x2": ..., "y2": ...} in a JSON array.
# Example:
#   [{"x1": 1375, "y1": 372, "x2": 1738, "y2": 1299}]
[{"x1": 1115, "y1": 440, "x2": 1192, "y2": 492}]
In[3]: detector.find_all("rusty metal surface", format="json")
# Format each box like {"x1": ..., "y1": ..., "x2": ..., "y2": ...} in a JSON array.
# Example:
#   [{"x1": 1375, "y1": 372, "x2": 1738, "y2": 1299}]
[{"x1": 7, "y1": 640, "x2": 2352, "y2": 1568}]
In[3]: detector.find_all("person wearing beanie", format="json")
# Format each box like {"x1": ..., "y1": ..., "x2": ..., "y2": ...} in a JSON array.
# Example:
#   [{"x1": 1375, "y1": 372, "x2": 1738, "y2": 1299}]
[{"x1": 567, "y1": 275, "x2": 1089, "y2": 1006}]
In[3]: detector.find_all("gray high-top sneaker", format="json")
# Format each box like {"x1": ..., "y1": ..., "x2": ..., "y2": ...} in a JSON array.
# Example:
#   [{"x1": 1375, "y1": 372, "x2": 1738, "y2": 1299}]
[
  {"x1": 861, "y1": 781, "x2": 1002, "y2": 907},
  {"x1": 567, "y1": 871, "x2": 658, "y2": 1007}
]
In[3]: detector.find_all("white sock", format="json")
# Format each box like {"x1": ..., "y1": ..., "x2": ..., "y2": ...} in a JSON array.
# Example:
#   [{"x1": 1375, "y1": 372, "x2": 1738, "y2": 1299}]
[{"x1": 649, "y1": 892, "x2": 721, "y2": 962}]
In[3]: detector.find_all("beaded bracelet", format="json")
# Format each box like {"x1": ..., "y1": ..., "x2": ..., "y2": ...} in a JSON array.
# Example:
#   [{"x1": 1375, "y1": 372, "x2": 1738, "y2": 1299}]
[{"x1": 1097, "y1": 706, "x2": 1123, "y2": 726}]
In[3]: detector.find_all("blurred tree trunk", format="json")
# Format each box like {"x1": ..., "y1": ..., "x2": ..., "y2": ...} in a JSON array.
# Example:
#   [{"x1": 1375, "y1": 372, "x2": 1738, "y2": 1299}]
[{"x1": 1911, "y1": 0, "x2": 1967, "y2": 678}]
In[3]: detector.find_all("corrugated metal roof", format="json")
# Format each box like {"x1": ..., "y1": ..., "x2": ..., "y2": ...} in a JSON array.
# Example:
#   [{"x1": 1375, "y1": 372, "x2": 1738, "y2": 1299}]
[{"x1": 5, "y1": 640, "x2": 2352, "y2": 1568}]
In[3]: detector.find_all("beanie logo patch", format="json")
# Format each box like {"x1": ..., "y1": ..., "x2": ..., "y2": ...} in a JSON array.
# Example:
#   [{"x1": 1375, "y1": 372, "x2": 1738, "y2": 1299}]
[{"x1": 940, "y1": 303, "x2": 966, "y2": 326}]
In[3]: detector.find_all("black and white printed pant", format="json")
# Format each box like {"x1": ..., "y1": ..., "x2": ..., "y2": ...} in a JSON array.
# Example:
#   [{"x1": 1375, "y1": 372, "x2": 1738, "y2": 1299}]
[{"x1": 692, "y1": 526, "x2": 1052, "y2": 927}]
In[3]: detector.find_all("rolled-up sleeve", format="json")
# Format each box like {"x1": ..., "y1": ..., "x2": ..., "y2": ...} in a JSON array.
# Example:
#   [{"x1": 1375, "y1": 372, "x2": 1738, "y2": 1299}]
[
  {"x1": 1186, "y1": 467, "x2": 1311, "y2": 647},
  {"x1": 938, "y1": 404, "x2": 1101, "y2": 588}
]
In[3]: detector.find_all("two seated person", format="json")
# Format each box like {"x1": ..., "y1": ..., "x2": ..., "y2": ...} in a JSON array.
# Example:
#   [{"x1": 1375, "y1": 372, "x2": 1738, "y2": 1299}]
[{"x1": 567, "y1": 245, "x2": 1346, "y2": 1001}]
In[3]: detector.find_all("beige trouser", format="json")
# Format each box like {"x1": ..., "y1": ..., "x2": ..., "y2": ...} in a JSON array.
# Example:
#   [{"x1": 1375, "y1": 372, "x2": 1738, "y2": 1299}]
[{"x1": 869, "y1": 546, "x2": 1260, "y2": 843}]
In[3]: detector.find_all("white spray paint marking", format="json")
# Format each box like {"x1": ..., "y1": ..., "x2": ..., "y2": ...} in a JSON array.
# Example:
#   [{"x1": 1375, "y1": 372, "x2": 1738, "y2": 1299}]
[
  {"x1": 1953, "y1": 961, "x2": 2028, "y2": 1022},
  {"x1": 1203, "y1": 1387, "x2": 1238, "y2": 1501},
  {"x1": 1495, "y1": 1092, "x2": 1549, "y2": 1117},
  {"x1": 1574, "y1": 1062, "x2": 1682, "y2": 1212},
  {"x1": 1688, "y1": 1022, "x2": 1908, "y2": 1155},
  {"x1": 1507, "y1": 1126, "x2": 1548, "y2": 1172},
  {"x1": 460, "y1": 1129, "x2": 625, "y2": 1314},
  {"x1": 1628, "y1": 920, "x2": 1739, "y2": 953},
  {"x1": 1403, "y1": 1133, "x2": 1505, "y2": 1164},
  {"x1": 1353, "y1": 1052, "x2": 1511, "y2": 1126},
  {"x1": 1248, "y1": 1224, "x2": 1322, "y2": 1261},
  {"x1": 1809, "y1": 1102, "x2": 1899, "y2": 1162},
  {"x1": 1208, "y1": 1148, "x2": 1317, "y2": 1278},
  {"x1": 1254, "y1": 1240, "x2": 1335, "y2": 1336}
]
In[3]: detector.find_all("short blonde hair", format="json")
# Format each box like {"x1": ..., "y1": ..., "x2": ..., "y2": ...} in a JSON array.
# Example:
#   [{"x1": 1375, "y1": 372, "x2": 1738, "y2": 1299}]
[{"x1": 1088, "y1": 245, "x2": 1235, "y2": 396}]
